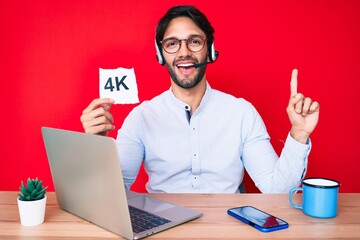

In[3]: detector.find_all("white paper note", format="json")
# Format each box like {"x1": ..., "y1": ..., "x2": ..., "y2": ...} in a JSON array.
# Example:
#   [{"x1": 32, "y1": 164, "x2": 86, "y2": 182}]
[{"x1": 99, "y1": 67, "x2": 139, "y2": 104}]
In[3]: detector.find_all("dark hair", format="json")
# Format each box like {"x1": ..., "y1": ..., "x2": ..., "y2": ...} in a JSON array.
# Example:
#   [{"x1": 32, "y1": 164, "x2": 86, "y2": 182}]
[{"x1": 155, "y1": 5, "x2": 215, "y2": 47}]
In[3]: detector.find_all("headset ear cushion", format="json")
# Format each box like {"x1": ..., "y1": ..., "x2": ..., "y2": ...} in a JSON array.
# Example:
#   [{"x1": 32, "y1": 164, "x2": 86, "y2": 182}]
[
  {"x1": 209, "y1": 42, "x2": 218, "y2": 62},
  {"x1": 155, "y1": 40, "x2": 165, "y2": 65}
]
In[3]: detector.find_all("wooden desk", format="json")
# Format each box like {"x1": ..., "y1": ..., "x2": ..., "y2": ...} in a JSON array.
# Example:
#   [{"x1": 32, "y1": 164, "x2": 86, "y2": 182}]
[{"x1": 0, "y1": 192, "x2": 359, "y2": 239}]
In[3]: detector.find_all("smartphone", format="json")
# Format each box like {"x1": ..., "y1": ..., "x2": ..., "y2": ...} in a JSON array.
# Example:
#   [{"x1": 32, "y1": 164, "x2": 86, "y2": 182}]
[{"x1": 227, "y1": 206, "x2": 289, "y2": 232}]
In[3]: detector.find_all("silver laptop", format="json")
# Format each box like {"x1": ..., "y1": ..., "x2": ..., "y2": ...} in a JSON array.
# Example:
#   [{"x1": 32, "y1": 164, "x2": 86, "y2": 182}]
[{"x1": 42, "y1": 127, "x2": 202, "y2": 240}]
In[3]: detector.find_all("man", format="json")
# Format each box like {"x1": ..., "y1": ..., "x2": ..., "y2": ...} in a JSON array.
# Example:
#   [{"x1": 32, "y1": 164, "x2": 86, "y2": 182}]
[{"x1": 80, "y1": 5, "x2": 319, "y2": 193}]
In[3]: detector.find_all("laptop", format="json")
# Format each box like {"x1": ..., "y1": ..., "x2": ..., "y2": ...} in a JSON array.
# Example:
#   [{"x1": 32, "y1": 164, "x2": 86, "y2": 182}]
[{"x1": 41, "y1": 127, "x2": 202, "y2": 239}]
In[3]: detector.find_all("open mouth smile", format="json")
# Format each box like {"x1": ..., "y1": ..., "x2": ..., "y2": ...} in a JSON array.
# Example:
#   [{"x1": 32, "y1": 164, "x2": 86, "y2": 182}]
[{"x1": 176, "y1": 62, "x2": 196, "y2": 75}]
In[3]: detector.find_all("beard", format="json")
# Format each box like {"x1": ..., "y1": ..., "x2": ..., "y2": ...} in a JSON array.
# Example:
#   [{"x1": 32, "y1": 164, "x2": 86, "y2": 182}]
[{"x1": 165, "y1": 57, "x2": 207, "y2": 89}]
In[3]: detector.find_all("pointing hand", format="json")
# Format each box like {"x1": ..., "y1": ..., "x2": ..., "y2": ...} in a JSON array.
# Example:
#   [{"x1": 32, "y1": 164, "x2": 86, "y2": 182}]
[{"x1": 286, "y1": 69, "x2": 320, "y2": 144}]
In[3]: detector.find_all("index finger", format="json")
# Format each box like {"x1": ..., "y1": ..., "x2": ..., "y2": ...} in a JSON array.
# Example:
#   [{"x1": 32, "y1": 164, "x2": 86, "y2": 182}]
[
  {"x1": 290, "y1": 69, "x2": 298, "y2": 97},
  {"x1": 83, "y1": 98, "x2": 114, "y2": 114}
]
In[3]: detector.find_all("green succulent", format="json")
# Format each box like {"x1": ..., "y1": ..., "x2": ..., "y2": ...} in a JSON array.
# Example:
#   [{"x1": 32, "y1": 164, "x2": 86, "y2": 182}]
[{"x1": 18, "y1": 177, "x2": 48, "y2": 201}]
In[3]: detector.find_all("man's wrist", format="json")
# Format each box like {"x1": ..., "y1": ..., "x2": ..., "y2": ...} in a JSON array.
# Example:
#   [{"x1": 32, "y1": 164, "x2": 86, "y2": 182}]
[{"x1": 290, "y1": 129, "x2": 309, "y2": 144}]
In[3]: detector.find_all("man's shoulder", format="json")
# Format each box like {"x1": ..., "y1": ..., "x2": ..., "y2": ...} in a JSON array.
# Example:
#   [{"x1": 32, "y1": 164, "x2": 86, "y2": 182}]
[
  {"x1": 130, "y1": 90, "x2": 170, "y2": 112},
  {"x1": 210, "y1": 88, "x2": 251, "y2": 107}
]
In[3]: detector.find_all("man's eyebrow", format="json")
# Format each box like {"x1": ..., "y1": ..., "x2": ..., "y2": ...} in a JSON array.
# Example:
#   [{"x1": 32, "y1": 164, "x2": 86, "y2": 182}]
[{"x1": 163, "y1": 34, "x2": 206, "y2": 40}]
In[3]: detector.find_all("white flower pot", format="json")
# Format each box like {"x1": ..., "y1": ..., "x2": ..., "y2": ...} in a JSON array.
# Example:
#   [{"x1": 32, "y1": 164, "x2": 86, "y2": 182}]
[{"x1": 17, "y1": 195, "x2": 47, "y2": 226}]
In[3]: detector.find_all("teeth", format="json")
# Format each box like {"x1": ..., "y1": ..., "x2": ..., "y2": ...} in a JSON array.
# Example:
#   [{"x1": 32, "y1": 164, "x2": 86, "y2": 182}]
[{"x1": 177, "y1": 63, "x2": 194, "y2": 67}]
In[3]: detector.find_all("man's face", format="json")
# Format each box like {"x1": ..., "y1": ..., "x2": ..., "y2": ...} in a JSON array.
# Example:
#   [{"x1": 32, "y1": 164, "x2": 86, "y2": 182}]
[{"x1": 162, "y1": 17, "x2": 208, "y2": 89}]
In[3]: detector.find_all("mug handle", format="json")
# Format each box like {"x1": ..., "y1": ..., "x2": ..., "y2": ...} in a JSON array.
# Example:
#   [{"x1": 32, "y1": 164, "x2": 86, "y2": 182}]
[{"x1": 289, "y1": 187, "x2": 303, "y2": 209}]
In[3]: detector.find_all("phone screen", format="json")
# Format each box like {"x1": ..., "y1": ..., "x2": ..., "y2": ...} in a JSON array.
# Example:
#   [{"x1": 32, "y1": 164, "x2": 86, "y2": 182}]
[{"x1": 227, "y1": 206, "x2": 289, "y2": 232}]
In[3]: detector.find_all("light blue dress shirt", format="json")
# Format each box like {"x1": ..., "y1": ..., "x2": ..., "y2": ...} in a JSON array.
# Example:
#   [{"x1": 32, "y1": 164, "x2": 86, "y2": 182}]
[{"x1": 116, "y1": 83, "x2": 310, "y2": 193}]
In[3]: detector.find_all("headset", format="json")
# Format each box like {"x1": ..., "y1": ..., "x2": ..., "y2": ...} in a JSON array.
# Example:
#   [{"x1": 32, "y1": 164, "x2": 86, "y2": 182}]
[{"x1": 155, "y1": 39, "x2": 219, "y2": 66}]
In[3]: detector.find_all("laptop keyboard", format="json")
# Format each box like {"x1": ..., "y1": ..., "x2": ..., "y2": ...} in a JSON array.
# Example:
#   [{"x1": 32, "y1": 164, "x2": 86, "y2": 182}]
[{"x1": 129, "y1": 205, "x2": 171, "y2": 233}]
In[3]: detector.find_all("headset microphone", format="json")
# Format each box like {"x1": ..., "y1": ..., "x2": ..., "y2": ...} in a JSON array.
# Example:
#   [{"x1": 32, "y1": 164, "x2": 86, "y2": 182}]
[
  {"x1": 194, "y1": 46, "x2": 219, "y2": 68},
  {"x1": 194, "y1": 61, "x2": 213, "y2": 68}
]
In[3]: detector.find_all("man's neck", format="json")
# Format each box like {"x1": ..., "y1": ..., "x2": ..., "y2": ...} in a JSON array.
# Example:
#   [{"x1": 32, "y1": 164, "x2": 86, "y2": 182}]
[{"x1": 171, "y1": 79, "x2": 206, "y2": 113}]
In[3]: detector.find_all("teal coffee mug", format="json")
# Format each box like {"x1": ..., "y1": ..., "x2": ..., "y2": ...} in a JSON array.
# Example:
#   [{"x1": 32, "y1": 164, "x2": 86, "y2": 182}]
[{"x1": 289, "y1": 178, "x2": 340, "y2": 218}]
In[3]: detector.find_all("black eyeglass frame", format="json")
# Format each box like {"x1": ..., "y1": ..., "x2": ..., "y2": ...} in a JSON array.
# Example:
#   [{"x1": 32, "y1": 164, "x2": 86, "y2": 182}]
[{"x1": 160, "y1": 34, "x2": 208, "y2": 54}]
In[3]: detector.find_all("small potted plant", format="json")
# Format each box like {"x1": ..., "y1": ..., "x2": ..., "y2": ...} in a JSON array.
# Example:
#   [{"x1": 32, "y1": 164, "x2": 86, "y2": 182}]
[{"x1": 17, "y1": 177, "x2": 48, "y2": 226}]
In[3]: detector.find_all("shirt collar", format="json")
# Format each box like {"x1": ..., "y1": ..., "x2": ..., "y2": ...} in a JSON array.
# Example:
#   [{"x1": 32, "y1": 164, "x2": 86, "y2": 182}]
[{"x1": 167, "y1": 81, "x2": 212, "y2": 113}]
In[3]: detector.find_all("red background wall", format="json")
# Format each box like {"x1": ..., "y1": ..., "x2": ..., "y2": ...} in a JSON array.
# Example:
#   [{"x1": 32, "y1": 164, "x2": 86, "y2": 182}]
[{"x1": 1, "y1": 0, "x2": 359, "y2": 193}]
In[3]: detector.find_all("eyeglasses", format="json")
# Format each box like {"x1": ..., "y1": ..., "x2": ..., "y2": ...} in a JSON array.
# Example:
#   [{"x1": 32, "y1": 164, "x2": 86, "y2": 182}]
[{"x1": 160, "y1": 35, "x2": 208, "y2": 54}]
